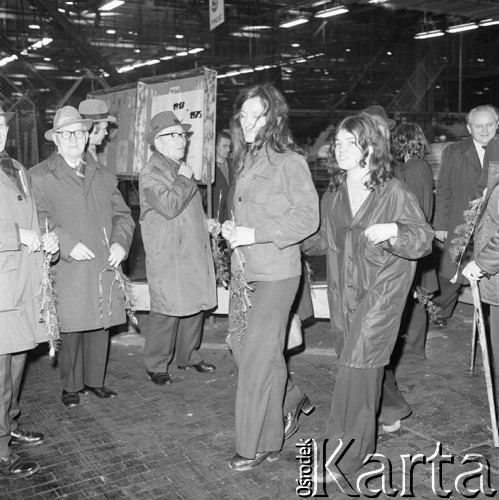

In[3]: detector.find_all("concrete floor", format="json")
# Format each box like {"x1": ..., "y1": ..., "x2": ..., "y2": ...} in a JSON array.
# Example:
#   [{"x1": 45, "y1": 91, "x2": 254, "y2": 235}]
[{"x1": 1, "y1": 301, "x2": 498, "y2": 499}]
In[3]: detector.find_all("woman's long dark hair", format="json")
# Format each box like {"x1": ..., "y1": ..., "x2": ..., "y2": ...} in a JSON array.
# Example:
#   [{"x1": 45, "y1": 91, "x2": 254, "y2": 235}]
[
  {"x1": 391, "y1": 122, "x2": 429, "y2": 162},
  {"x1": 328, "y1": 113, "x2": 393, "y2": 192},
  {"x1": 230, "y1": 83, "x2": 303, "y2": 172}
]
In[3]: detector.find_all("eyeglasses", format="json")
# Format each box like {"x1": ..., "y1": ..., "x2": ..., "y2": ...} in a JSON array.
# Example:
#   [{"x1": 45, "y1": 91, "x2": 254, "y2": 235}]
[
  {"x1": 157, "y1": 132, "x2": 189, "y2": 140},
  {"x1": 55, "y1": 129, "x2": 86, "y2": 140}
]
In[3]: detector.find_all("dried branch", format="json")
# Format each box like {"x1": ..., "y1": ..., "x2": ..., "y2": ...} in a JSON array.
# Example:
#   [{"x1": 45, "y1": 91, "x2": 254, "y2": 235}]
[
  {"x1": 413, "y1": 286, "x2": 441, "y2": 323},
  {"x1": 38, "y1": 251, "x2": 60, "y2": 357},
  {"x1": 227, "y1": 248, "x2": 253, "y2": 347},
  {"x1": 448, "y1": 196, "x2": 484, "y2": 283},
  {"x1": 99, "y1": 228, "x2": 138, "y2": 326}
]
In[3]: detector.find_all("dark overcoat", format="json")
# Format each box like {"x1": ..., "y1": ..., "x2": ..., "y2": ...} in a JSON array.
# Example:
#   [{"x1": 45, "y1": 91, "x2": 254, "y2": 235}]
[
  {"x1": 29, "y1": 152, "x2": 135, "y2": 333},
  {"x1": 139, "y1": 152, "x2": 217, "y2": 316},
  {"x1": 474, "y1": 182, "x2": 499, "y2": 305},
  {"x1": 0, "y1": 157, "x2": 48, "y2": 354},
  {"x1": 434, "y1": 137, "x2": 483, "y2": 283},
  {"x1": 307, "y1": 178, "x2": 434, "y2": 369},
  {"x1": 394, "y1": 157, "x2": 438, "y2": 293}
]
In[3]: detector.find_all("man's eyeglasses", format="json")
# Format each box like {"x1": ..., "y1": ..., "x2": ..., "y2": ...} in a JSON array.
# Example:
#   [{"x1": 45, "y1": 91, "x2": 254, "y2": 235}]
[
  {"x1": 55, "y1": 129, "x2": 86, "y2": 140},
  {"x1": 157, "y1": 132, "x2": 189, "y2": 140}
]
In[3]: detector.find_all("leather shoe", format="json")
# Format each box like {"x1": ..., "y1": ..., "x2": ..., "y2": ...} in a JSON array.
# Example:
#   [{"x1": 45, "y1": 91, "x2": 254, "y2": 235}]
[
  {"x1": 61, "y1": 390, "x2": 80, "y2": 407},
  {"x1": 10, "y1": 429, "x2": 45, "y2": 447},
  {"x1": 0, "y1": 454, "x2": 40, "y2": 479},
  {"x1": 432, "y1": 317, "x2": 447, "y2": 328},
  {"x1": 229, "y1": 451, "x2": 280, "y2": 471},
  {"x1": 147, "y1": 371, "x2": 172, "y2": 385},
  {"x1": 82, "y1": 385, "x2": 117, "y2": 398},
  {"x1": 178, "y1": 361, "x2": 216, "y2": 373},
  {"x1": 284, "y1": 394, "x2": 315, "y2": 440}
]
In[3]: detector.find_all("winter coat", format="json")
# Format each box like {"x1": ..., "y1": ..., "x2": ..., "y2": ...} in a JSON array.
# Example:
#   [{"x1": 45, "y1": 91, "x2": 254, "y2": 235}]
[
  {"x1": 434, "y1": 137, "x2": 484, "y2": 283},
  {"x1": 394, "y1": 157, "x2": 438, "y2": 294},
  {"x1": 230, "y1": 146, "x2": 319, "y2": 282},
  {"x1": 0, "y1": 156, "x2": 48, "y2": 354},
  {"x1": 139, "y1": 152, "x2": 216, "y2": 316},
  {"x1": 29, "y1": 151, "x2": 135, "y2": 333},
  {"x1": 305, "y1": 178, "x2": 434, "y2": 369},
  {"x1": 474, "y1": 181, "x2": 499, "y2": 305}
]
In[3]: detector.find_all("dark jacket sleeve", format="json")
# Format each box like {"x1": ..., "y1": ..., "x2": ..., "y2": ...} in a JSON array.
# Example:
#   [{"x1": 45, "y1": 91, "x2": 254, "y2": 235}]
[
  {"x1": 382, "y1": 186, "x2": 434, "y2": 260},
  {"x1": 109, "y1": 177, "x2": 135, "y2": 256},
  {"x1": 301, "y1": 190, "x2": 330, "y2": 256},
  {"x1": 433, "y1": 144, "x2": 453, "y2": 231},
  {"x1": 140, "y1": 169, "x2": 198, "y2": 220}
]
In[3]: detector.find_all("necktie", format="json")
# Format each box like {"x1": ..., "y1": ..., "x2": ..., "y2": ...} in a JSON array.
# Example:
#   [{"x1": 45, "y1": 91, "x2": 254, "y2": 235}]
[
  {"x1": 75, "y1": 160, "x2": 85, "y2": 178},
  {"x1": 0, "y1": 152, "x2": 24, "y2": 194}
]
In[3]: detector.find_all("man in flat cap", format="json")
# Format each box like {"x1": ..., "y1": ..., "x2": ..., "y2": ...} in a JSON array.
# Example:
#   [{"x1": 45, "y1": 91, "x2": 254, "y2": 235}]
[
  {"x1": 140, "y1": 110, "x2": 217, "y2": 385},
  {"x1": 0, "y1": 106, "x2": 59, "y2": 477},
  {"x1": 78, "y1": 98, "x2": 117, "y2": 162},
  {"x1": 30, "y1": 106, "x2": 135, "y2": 407}
]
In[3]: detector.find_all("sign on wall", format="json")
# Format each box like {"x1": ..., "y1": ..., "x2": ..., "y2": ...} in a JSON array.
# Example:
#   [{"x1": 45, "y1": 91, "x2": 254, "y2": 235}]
[{"x1": 90, "y1": 67, "x2": 217, "y2": 183}]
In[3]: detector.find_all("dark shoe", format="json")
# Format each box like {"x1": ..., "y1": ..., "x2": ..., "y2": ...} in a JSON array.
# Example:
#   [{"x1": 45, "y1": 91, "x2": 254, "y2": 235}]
[
  {"x1": 178, "y1": 361, "x2": 216, "y2": 373},
  {"x1": 284, "y1": 394, "x2": 315, "y2": 440},
  {"x1": 82, "y1": 385, "x2": 117, "y2": 398},
  {"x1": 10, "y1": 429, "x2": 45, "y2": 447},
  {"x1": 61, "y1": 390, "x2": 80, "y2": 407},
  {"x1": 147, "y1": 371, "x2": 172, "y2": 385},
  {"x1": 229, "y1": 451, "x2": 280, "y2": 471},
  {"x1": 432, "y1": 317, "x2": 447, "y2": 328},
  {"x1": 0, "y1": 454, "x2": 40, "y2": 479}
]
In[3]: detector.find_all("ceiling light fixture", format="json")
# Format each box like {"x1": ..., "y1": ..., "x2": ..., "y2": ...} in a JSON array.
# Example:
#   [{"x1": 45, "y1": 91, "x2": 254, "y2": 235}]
[
  {"x1": 414, "y1": 28, "x2": 444, "y2": 39},
  {"x1": 241, "y1": 25, "x2": 271, "y2": 31},
  {"x1": 99, "y1": 0, "x2": 124, "y2": 12},
  {"x1": 479, "y1": 18, "x2": 499, "y2": 27},
  {"x1": 29, "y1": 24, "x2": 40, "y2": 30},
  {"x1": 279, "y1": 16, "x2": 309, "y2": 29},
  {"x1": 446, "y1": 22, "x2": 478, "y2": 33},
  {"x1": 315, "y1": 5, "x2": 349, "y2": 19}
]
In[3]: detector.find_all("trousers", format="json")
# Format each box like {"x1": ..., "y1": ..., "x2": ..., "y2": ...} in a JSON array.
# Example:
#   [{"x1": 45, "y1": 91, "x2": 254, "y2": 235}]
[
  {"x1": 325, "y1": 366, "x2": 411, "y2": 475},
  {"x1": 59, "y1": 329, "x2": 109, "y2": 392},
  {"x1": 230, "y1": 276, "x2": 302, "y2": 459},
  {"x1": 0, "y1": 352, "x2": 26, "y2": 458},
  {"x1": 144, "y1": 311, "x2": 204, "y2": 371}
]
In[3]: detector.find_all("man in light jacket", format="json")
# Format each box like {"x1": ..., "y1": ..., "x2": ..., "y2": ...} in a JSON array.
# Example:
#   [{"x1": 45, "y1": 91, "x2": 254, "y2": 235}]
[
  {"x1": 0, "y1": 106, "x2": 59, "y2": 478},
  {"x1": 140, "y1": 111, "x2": 217, "y2": 386},
  {"x1": 30, "y1": 106, "x2": 135, "y2": 408}
]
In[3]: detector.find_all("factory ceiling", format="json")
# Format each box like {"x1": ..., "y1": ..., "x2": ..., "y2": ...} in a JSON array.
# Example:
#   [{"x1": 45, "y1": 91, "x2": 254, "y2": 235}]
[{"x1": 1, "y1": 0, "x2": 499, "y2": 139}]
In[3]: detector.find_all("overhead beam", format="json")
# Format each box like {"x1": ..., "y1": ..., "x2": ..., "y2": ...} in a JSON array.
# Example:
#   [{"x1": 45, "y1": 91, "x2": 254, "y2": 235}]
[
  {"x1": 0, "y1": 33, "x2": 63, "y2": 99},
  {"x1": 33, "y1": 0, "x2": 128, "y2": 87}
]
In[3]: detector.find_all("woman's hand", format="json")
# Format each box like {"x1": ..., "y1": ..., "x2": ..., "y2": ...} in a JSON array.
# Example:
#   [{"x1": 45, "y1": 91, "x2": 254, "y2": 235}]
[
  {"x1": 222, "y1": 222, "x2": 255, "y2": 249},
  {"x1": 462, "y1": 260, "x2": 484, "y2": 281},
  {"x1": 364, "y1": 223, "x2": 398, "y2": 245}
]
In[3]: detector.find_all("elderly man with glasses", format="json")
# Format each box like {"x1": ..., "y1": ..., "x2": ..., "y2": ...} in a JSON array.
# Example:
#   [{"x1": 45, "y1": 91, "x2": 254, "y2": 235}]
[
  {"x1": 139, "y1": 110, "x2": 217, "y2": 386},
  {"x1": 30, "y1": 106, "x2": 135, "y2": 407}
]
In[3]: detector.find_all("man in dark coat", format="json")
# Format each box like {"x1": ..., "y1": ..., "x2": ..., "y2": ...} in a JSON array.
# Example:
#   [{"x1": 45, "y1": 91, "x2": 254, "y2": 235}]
[
  {"x1": 139, "y1": 111, "x2": 217, "y2": 386},
  {"x1": 433, "y1": 105, "x2": 499, "y2": 327},
  {"x1": 30, "y1": 106, "x2": 135, "y2": 408},
  {"x1": 0, "y1": 106, "x2": 59, "y2": 478},
  {"x1": 212, "y1": 130, "x2": 232, "y2": 223}
]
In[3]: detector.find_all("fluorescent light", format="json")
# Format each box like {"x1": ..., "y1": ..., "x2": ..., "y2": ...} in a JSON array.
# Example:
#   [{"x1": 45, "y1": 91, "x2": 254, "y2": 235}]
[
  {"x1": 479, "y1": 18, "x2": 499, "y2": 27},
  {"x1": 446, "y1": 22, "x2": 478, "y2": 33},
  {"x1": 29, "y1": 24, "x2": 40, "y2": 29},
  {"x1": 99, "y1": 0, "x2": 124, "y2": 11},
  {"x1": 188, "y1": 48, "x2": 204, "y2": 54},
  {"x1": 160, "y1": 55, "x2": 173, "y2": 61},
  {"x1": 315, "y1": 5, "x2": 349, "y2": 18},
  {"x1": 279, "y1": 17, "x2": 309, "y2": 28},
  {"x1": 241, "y1": 25, "x2": 271, "y2": 31},
  {"x1": 106, "y1": 29, "x2": 116, "y2": 34},
  {"x1": 414, "y1": 29, "x2": 444, "y2": 39}
]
